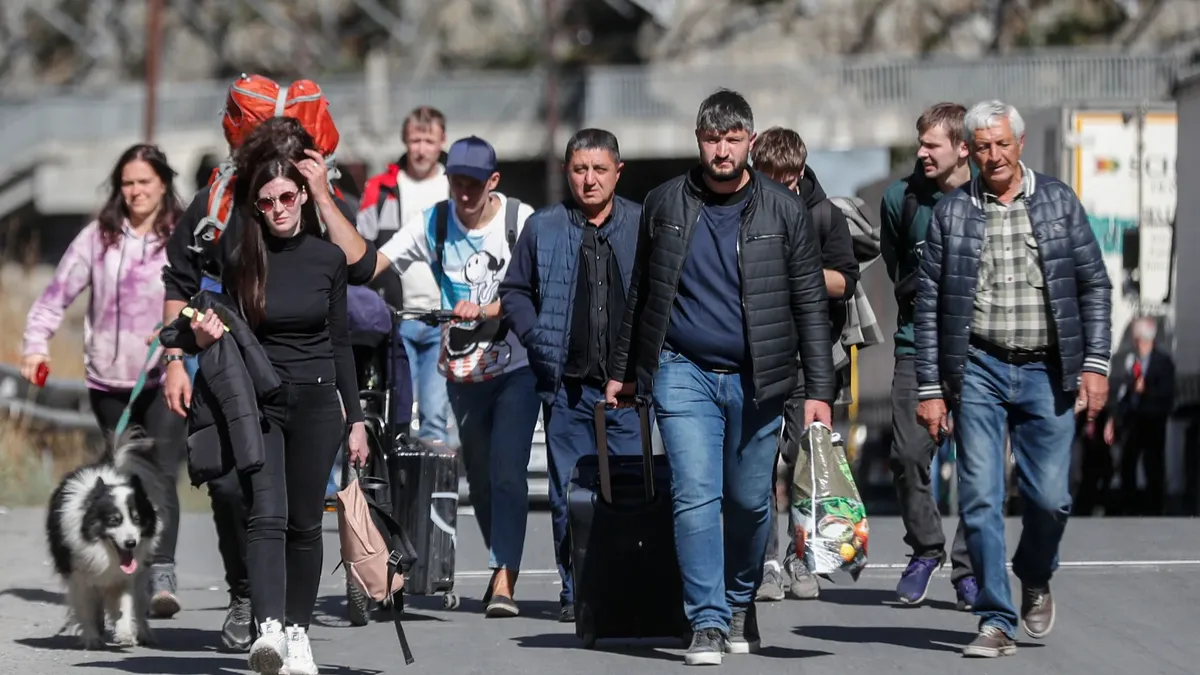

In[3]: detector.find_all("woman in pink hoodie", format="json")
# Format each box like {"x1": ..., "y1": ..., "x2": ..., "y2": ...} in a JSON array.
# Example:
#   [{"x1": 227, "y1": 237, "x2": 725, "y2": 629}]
[{"x1": 21, "y1": 143, "x2": 188, "y2": 619}]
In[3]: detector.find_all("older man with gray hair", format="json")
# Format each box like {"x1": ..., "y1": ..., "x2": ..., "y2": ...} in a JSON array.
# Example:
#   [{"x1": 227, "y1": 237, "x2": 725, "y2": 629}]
[{"x1": 913, "y1": 100, "x2": 1112, "y2": 658}]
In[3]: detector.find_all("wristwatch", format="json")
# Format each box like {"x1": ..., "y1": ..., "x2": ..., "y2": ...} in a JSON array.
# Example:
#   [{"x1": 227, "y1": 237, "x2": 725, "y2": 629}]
[
  {"x1": 479, "y1": 306, "x2": 489, "y2": 322},
  {"x1": 162, "y1": 353, "x2": 185, "y2": 367}
]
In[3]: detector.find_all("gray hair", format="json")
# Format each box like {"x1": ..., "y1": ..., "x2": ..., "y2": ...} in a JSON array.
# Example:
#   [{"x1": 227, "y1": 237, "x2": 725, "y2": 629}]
[
  {"x1": 695, "y1": 88, "x2": 754, "y2": 134},
  {"x1": 564, "y1": 128, "x2": 621, "y2": 165},
  {"x1": 964, "y1": 100, "x2": 1026, "y2": 141}
]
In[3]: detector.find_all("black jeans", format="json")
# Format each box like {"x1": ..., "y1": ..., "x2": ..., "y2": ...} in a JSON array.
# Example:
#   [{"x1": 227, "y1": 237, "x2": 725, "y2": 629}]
[
  {"x1": 1118, "y1": 412, "x2": 1168, "y2": 516},
  {"x1": 90, "y1": 386, "x2": 187, "y2": 566},
  {"x1": 889, "y1": 354, "x2": 972, "y2": 581},
  {"x1": 241, "y1": 382, "x2": 344, "y2": 628}
]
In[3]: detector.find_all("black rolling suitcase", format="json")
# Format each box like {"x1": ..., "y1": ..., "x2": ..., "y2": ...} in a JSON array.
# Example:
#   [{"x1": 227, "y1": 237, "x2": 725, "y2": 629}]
[
  {"x1": 388, "y1": 433, "x2": 461, "y2": 609},
  {"x1": 568, "y1": 396, "x2": 690, "y2": 649}
]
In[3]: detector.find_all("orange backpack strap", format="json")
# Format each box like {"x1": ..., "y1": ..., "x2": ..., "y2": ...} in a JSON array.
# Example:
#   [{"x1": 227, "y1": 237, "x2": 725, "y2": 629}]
[{"x1": 189, "y1": 161, "x2": 237, "y2": 254}]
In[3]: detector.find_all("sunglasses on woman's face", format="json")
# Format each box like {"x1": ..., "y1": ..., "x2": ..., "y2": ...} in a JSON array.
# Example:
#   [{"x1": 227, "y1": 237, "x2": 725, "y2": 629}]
[{"x1": 255, "y1": 190, "x2": 301, "y2": 214}]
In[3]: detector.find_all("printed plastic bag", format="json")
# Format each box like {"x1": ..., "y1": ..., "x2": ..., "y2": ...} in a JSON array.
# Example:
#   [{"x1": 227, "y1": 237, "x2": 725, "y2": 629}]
[{"x1": 790, "y1": 421, "x2": 868, "y2": 582}]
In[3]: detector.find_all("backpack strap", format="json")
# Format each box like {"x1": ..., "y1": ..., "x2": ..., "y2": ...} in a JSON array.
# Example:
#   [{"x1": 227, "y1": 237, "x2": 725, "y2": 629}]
[
  {"x1": 893, "y1": 185, "x2": 925, "y2": 302},
  {"x1": 504, "y1": 197, "x2": 521, "y2": 252},
  {"x1": 900, "y1": 187, "x2": 920, "y2": 235},
  {"x1": 813, "y1": 199, "x2": 836, "y2": 243},
  {"x1": 378, "y1": 182, "x2": 400, "y2": 220},
  {"x1": 433, "y1": 201, "x2": 451, "y2": 290}
]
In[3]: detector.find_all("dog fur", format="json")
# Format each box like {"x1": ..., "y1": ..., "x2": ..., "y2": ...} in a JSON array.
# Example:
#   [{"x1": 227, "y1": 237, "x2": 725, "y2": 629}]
[{"x1": 45, "y1": 428, "x2": 164, "y2": 649}]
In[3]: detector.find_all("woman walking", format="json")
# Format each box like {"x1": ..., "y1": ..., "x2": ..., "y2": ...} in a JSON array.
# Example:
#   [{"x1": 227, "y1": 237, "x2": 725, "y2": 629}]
[
  {"x1": 187, "y1": 117, "x2": 368, "y2": 675},
  {"x1": 21, "y1": 143, "x2": 189, "y2": 618}
]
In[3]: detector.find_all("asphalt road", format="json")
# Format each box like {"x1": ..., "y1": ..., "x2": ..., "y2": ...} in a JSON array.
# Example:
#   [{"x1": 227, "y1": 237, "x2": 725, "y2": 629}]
[{"x1": 1, "y1": 506, "x2": 1197, "y2": 674}]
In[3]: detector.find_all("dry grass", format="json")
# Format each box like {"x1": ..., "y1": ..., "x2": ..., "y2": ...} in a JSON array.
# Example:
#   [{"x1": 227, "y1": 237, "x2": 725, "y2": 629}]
[
  {"x1": 0, "y1": 261, "x2": 94, "y2": 505},
  {"x1": 0, "y1": 262, "x2": 88, "y2": 379},
  {"x1": 0, "y1": 418, "x2": 100, "y2": 507}
]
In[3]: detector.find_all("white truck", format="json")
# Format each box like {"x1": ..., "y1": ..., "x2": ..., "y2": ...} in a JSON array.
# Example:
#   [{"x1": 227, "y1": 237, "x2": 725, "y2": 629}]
[
  {"x1": 1022, "y1": 103, "x2": 1178, "y2": 348},
  {"x1": 1023, "y1": 103, "x2": 1187, "y2": 507}
]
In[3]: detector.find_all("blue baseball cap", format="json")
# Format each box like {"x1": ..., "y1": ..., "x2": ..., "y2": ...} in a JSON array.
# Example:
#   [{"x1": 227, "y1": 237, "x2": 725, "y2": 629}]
[{"x1": 445, "y1": 136, "x2": 498, "y2": 182}]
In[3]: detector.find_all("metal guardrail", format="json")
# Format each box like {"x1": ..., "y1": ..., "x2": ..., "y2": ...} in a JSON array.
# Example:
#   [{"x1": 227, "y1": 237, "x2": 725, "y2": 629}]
[
  {"x1": 0, "y1": 362, "x2": 99, "y2": 432},
  {"x1": 0, "y1": 48, "x2": 1191, "y2": 175}
]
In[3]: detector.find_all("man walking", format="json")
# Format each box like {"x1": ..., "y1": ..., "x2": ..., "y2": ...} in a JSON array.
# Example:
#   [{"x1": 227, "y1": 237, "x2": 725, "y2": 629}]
[
  {"x1": 374, "y1": 136, "x2": 541, "y2": 617},
  {"x1": 357, "y1": 106, "x2": 454, "y2": 445},
  {"x1": 1105, "y1": 316, "x2": 1175, "y2": 515},
  {"x1": 605, "y1": 89, "x2": 834, "y2": 666},
  {"x1": 500, "y1": 128, "x2": 642, "y2": 623},
  {"x1": 914, "y1": 100, "x2": 1111, "y2": 658},
  {"x1": 749, "y1": 126, "x2": 860, "y2": 602},
  {"x1": 880, "y1": 102, "x2": 978, "y2": 609}
]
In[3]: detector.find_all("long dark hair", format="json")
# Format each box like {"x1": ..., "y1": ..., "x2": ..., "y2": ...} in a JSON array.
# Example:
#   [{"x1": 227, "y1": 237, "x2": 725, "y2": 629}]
[
  {"x1": 97, "y1": 143, "x2": 182, "y2": 251},
  {"x1": 228, "y1": 117, "x2": 322, "y2": 329}
]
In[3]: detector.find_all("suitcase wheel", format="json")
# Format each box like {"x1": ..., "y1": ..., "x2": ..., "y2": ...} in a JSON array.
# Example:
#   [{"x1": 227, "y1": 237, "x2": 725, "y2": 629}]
[
  {"x1": 442, "y1": 592, "x2": 460, "y2": 610},
  {"x1": 581, "y1": 631, "x2": 597, "y2": 649}
]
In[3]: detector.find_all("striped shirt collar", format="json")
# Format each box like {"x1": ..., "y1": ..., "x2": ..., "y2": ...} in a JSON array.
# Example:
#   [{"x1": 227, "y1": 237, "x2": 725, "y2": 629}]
[{"x1": 971, "y1": 161, "x2": 1036, "y2": 208}]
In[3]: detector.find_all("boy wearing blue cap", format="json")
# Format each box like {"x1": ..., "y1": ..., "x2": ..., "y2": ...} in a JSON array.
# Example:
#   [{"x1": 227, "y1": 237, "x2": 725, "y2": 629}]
[{"x1": 374, "y1": 136, "x2": 538, "y2": 618}]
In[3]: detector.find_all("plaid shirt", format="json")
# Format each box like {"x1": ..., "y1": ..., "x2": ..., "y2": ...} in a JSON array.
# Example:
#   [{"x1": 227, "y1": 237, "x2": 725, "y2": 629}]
[{"x1": 971, "y1": 163, "x2": 1054, "y2": 350}]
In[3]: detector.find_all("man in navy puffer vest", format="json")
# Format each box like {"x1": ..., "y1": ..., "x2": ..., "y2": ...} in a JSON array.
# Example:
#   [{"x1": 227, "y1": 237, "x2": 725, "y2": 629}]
[{"x1": 500, "y1": 129, "x2": 642, "y2": 622}]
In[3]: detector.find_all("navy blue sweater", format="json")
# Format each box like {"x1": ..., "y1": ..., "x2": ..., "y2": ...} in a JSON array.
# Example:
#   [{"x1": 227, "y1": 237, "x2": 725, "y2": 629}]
[{"x1": 664, "y1": 184, "x2": 750, "y2": 371}]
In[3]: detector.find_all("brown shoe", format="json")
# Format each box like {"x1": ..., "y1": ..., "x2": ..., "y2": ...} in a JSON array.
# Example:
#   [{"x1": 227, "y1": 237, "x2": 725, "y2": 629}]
[
  {"x1": 1020, "y1": 585, "x2": 1055, "y2": 639},
  {"x1": 962, "y1": 626, "x2": 1017, "y2": 658}
]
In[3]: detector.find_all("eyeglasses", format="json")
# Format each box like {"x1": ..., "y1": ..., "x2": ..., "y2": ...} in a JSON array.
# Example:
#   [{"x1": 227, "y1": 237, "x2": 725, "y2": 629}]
[{"x1": 255, "y1": 190, "x2": 301, "y2": 214}]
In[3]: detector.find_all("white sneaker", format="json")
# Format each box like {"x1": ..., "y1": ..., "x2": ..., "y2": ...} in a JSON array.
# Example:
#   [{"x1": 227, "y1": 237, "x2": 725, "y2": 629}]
[
  {"x1": 248, "y1": 619, "x2": 287, "y2": 674},
  {"x1": 284, "y1": 625, "x2": 319, "y2": 675}
]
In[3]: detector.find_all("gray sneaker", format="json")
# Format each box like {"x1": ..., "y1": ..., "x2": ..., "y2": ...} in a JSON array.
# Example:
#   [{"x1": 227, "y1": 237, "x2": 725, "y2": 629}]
[
  {"x1": 962, "y1": 625, "x2": 1017, "y2": 658},
  {"x1": 684, "y1": 627, "x2": 727, "y2": 666},
  {"x1": 149, "y1": 564, "x2": 181, "y2": 619},
  {"x1": 727, "y1": 604, "x2": 761, "y2": 654},
  {"x1": 785, "y1": 555, "x2": 820, "y2": 599},
  {"x1": 755, "y1": 562, "x2": 785, "y2": 602}
]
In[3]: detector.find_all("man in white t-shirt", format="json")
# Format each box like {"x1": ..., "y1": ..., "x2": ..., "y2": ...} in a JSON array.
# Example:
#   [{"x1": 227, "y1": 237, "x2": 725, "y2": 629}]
[
  {"x1": 357, "y1": 106, "x2": 455, "y2": 446},
  {"x1": 374, "y1": 135, "x2": 540, "y2": 619}
]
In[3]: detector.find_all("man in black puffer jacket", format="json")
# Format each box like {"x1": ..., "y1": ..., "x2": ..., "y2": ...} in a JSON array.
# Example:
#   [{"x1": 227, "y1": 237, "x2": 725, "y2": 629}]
[
  {"x1": 914, "y1": 100, "x2": 1111, "y2": 659},
  {"x1": 605, "y1": 89, "x2": 834, "y2": 667}
]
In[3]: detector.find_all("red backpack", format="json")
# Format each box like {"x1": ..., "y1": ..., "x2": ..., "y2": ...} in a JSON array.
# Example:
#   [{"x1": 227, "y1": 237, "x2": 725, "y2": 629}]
[{"x1": 191, "y1": 75, "x2": 343, "y2": 256}]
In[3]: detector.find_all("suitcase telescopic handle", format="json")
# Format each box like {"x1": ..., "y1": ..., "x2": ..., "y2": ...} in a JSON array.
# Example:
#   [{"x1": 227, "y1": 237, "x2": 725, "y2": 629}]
[{"x1": 592, "y1": 395, "x2": 655, "y2": 505}]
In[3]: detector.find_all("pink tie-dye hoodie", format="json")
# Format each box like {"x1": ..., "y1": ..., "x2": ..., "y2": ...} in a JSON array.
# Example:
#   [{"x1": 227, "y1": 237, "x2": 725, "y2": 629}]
[{"x1": 22, "y1": 219, "x2": 168, "y2": 391}]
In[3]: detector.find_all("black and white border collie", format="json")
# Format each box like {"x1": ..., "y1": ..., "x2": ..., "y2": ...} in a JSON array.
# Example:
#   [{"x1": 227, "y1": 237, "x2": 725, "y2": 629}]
[{"x1": 45, "y1": 429, "x2": 163, "y2": 649}]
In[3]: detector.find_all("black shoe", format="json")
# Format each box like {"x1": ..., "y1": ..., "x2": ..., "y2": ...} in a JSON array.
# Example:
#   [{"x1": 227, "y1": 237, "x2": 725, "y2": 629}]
[
  {"x1": 727, "y1": 604, "x2": 761, "y2": 654},
  {"x1": 485, "y1": 594, "x2": 519, "y2": 618},
  {"x1": 559, "y1": 603, "x2": 575, "y2": 623},
  {"x1": 684, "y1": 627, "x2": 727, "y2": 666},
  {"x1": 221, "y1": 595, "x2": 253, "y2": 652}
]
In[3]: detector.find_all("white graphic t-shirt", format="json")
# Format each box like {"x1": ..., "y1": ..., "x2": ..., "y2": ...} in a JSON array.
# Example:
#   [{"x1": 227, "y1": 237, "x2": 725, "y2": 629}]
[{"x1": 379, "y1": 192, "x2": 534, "y2": 382}]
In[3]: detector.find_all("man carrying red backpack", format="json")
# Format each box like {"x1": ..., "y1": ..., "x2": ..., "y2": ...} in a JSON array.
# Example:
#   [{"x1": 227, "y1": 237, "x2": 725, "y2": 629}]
[{"x1": 158, "y1": 74, "x2": 378, "y2": 653}]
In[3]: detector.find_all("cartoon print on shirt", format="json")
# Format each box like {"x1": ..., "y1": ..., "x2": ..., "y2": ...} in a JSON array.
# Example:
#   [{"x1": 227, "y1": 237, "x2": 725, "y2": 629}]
[
  {"x1": 445, "y1": 250, "x2": 511, "y2": 376},
  {"x1": 463, "y1": 251, "x2": 504, "y2": 305}
]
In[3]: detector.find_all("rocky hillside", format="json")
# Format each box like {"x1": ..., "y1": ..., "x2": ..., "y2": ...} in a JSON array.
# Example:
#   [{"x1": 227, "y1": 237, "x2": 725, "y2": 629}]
[{"x1": 1, "y1": 0, "x2": 1198, "y2": 93}]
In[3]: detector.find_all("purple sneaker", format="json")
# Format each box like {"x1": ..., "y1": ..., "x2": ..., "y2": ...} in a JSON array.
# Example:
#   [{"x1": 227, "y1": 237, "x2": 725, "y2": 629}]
[
  {"x1": 956, "y1": 576, "x2": 980, "y2": 611},
  {"x1": 896, "y1": 557, "x2": 941, "y2": 605}
]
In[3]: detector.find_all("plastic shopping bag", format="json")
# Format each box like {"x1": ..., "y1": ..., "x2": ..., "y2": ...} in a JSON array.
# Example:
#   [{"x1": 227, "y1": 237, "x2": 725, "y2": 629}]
[{"x1": 790, "y1": 421, "x2": 868, "y2": 582}]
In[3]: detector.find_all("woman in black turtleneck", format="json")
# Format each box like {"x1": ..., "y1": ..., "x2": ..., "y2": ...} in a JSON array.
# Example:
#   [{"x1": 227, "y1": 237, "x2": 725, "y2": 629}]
[{"x1": 190, "y1": 119, "x2": 366, "y2": 675}]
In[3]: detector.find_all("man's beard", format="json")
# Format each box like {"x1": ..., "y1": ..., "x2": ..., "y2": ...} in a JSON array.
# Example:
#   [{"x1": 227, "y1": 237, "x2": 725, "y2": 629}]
[{"x1": 702, "y1": 157, "x2": 747, "y2": 183}]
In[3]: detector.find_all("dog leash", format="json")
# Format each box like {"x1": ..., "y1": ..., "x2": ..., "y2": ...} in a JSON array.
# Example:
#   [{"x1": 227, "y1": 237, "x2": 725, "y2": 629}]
[{"x1": 114, "y1": 321, "x2": 165, "y2": 438}]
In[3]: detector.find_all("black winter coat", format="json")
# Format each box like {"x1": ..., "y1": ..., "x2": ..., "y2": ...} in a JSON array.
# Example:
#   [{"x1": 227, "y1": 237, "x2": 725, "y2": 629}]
[
  {"x1": 609, "y1": 166, "x2": 835, "y2": 405},
  {"x1": 160, "y1": 290, "x2": 281, "y2": 486},
  {"x1": 913, "y1": 170, "x2": 1112, "y2": 402}
]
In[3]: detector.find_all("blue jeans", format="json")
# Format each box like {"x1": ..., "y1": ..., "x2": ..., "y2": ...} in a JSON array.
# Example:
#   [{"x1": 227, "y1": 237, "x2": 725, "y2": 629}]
[
  {"x1": 447, "y1": 366, "x2": 540, "y2": 570},
  {"x1": 400, "y1": 319, "x2": 454, "y2": 446},
  {"x1": 954, "y1": 346, "x2": 1076, "y2": 638},
  {"x1": 545, "y1": 378, "x2": 645, "y2": 604},
  {"x1": 653, "y1": 350, "x2": 783, "y2": 632}
]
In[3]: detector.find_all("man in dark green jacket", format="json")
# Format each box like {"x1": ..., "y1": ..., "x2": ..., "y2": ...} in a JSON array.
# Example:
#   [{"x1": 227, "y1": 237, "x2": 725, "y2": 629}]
[{"x1": 879, "y1": 102, "x2": 978, "y2": 609}]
